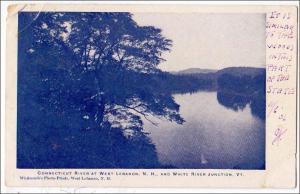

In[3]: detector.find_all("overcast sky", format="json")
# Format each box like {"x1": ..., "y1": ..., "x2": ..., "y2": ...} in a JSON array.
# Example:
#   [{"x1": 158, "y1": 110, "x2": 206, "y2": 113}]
[{"x1": 133, "y1": 13, "x2": 265, "y2": 72}]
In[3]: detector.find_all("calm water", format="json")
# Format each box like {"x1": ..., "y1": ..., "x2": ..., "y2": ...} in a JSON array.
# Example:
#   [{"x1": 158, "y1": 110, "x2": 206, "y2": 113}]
[{"x1": 143, "y1": 91, "x2": 265, "y2": 169}]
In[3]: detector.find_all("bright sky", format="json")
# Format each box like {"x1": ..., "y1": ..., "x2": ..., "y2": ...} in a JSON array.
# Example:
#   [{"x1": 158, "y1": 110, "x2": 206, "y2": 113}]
[{"x1": 133, "y1": 13, "x2": 266, "y2": 72}]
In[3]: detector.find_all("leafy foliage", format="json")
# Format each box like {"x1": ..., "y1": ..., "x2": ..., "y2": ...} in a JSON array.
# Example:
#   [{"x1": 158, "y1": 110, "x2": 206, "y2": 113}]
[{"x1": 18, "y1": 12, "x2": 182, "y2": 135}]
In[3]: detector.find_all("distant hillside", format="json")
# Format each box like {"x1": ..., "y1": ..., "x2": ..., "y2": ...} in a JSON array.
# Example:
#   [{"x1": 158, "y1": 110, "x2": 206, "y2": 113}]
[
  {"x1": 170, "y1": 67, "x2": 265, "y2": 76},
  {"x1": 217, "y1": 67, "x2": 265, "y2": 77},
  {"x1": 171, "y1": 68, "x2": 218, "y2": 75}
]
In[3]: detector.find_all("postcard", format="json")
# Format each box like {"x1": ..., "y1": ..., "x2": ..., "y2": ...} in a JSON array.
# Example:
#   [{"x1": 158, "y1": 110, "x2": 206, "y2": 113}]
[{"x1": 4, "y1": 3, "x2": 298, "y2": 188}]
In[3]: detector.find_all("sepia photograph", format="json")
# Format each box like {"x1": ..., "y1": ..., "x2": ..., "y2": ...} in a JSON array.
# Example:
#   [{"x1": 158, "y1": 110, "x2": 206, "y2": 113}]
[{"x1": 17, "y1": 12, "x2": 266, "y2": 169}]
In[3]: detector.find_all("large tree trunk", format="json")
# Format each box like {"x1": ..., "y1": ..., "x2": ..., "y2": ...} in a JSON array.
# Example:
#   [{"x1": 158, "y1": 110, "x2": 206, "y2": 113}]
[{"x1": 93, "y1": 70, "x2": 106, "y2": 126}]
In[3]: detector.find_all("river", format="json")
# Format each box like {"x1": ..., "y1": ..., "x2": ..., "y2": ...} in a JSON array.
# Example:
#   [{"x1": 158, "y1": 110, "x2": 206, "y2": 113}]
[{"x1": 143, "y1": 91, "x2": 265, "y2": 169}]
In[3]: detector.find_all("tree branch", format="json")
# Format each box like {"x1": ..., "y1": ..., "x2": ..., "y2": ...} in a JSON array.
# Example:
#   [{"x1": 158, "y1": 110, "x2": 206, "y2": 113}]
[{"x1": 119, "y1": 104, "x2": 158, "y2": 126}]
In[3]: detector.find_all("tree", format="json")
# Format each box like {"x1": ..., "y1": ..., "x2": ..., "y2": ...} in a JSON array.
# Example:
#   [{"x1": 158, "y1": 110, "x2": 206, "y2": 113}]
[{"x1": 19, "y1": 12, "x2": 184, "y2": 139}]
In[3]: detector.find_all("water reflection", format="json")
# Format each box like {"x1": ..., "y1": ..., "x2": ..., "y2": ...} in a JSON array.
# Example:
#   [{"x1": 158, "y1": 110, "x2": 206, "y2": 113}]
[{"x1": 217, "y1": 90, "x2": 265, "y2": 120}]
